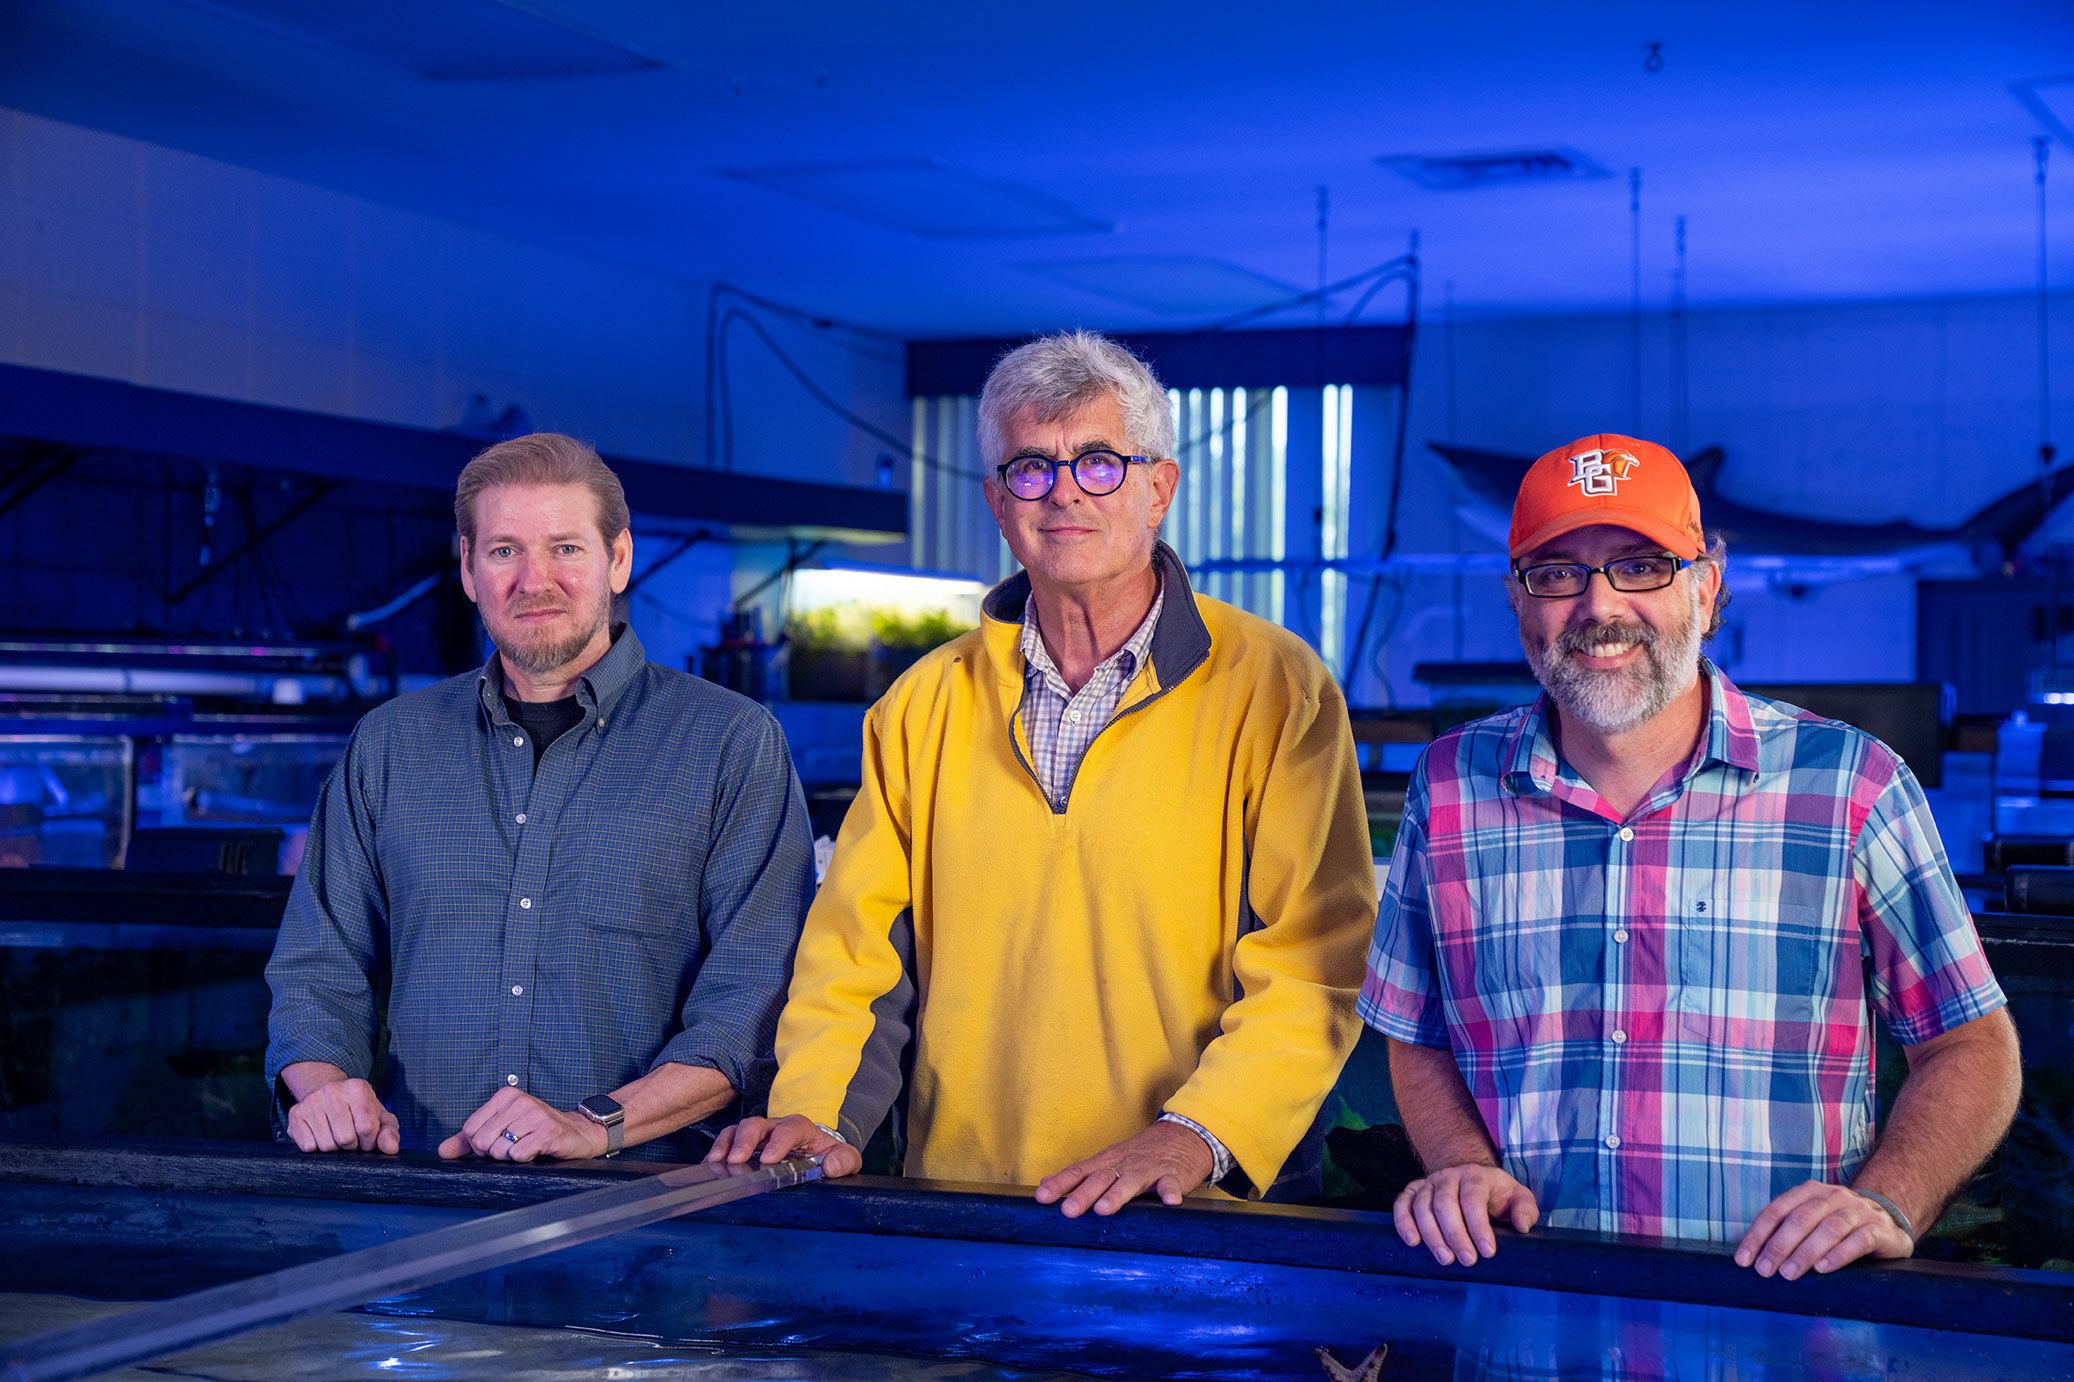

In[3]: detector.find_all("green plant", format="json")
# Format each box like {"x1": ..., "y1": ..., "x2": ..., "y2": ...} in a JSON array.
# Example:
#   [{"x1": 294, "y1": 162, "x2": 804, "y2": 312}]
[
  {"x1": 867, "y1": 608, "x2": 973, "y2": 651},
  {"x1": 784, "y1": 606, "x2": 869, "y2": 652}
]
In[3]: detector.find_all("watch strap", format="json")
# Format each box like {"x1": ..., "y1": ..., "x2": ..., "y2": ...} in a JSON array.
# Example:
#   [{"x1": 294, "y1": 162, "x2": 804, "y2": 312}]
[{"x1": 577, "y1": 1095, "x2": 625, "y2": 1157}]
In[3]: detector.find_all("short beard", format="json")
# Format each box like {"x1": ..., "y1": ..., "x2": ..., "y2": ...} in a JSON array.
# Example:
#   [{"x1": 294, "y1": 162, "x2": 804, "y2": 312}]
[
  {"x1": 1523, "y1": 579, "x2": 1704, "y2": 736},
  {"x1": 492, "y1": 592, "x2": 612, "y2": 680}
]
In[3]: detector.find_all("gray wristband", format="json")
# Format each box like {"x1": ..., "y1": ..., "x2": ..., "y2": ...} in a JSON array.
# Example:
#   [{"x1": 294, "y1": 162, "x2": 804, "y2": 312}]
[{"x1": 1850, "y1": 1187, "x2": 1916, "y2": 1241}]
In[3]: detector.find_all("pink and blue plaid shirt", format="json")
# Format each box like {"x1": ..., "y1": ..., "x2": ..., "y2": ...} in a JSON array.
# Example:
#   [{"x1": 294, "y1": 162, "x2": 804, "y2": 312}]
[{"x1": 1359, "y1": 661, "x2": 2004, "y2": 1242}]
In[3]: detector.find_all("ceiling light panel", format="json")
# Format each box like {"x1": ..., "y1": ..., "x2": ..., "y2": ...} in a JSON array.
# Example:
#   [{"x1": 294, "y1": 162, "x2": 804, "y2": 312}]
[{"x1": 1379, "y1": 147, "x2": 1610, "y2": 190}]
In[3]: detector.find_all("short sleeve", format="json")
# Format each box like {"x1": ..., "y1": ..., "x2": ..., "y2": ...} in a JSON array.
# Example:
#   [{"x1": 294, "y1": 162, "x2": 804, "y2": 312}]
[
  {"x1": 1358, "y1": 757, "x2": 1450, "y2": 1048},
  {"x1": 1854, "y1": 757, "x2": 2005, "y2": 1044}
]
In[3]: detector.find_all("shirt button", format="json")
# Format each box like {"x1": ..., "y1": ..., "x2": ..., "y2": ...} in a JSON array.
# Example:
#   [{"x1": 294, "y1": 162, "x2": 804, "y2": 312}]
[
  {"x1": 513, "y1": 735, "x2": 525, "y2": 747},
  {"x1": 515, "y1": 813, "x2": 527, "y2": 825},
  {"x1": 1065, "y1": 709, "x2": 1081, "y2": 722},
  {"x1": 1613, "y1": 928, "x2": 1630, "y2": 944},
  {"x1": 506, "y1": 1074, "x2": 519, "y2": 1086},
  {"x1": 1605, "y1": 1134, "x2": 1622, "y2": 1150},
  {"x1": 1611, "y1": 1029, "x2": 1628, "y2": 1045},
  {"x1": 1617, "y1": 826, "x2": 1635, "y2": 842},
  {"x1": 519, "y1": 897, "x2": 532, "y2": 910},
  {"x1": 510, "y1": 984, "x2": 523, "y2": 996}
]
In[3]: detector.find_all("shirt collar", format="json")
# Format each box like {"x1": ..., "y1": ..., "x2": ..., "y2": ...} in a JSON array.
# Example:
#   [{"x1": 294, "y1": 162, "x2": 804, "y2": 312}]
[
  {"x1": 478, "y1": 622, "x2": 645, "y2": 724},
  {"x1": 1020, "y1": 574, "x2": 1165, "y2": 691},
  {"x1": 1501, "y1": 656, "x2": 1757, "y2": 796},
  {"x1": 981, "y1": 542, "x2": 1211, "y2": 700}
]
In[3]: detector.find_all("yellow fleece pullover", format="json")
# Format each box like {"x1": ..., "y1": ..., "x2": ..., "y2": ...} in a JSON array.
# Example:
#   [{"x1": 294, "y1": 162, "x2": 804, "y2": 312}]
[{"x1": 768, "y1": 545, "x2": 1377, "y2": 1193}]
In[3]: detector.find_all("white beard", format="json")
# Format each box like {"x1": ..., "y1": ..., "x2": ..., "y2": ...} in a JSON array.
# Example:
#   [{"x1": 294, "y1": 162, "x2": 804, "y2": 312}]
[{"x1": 1523, "y1": 578, "x2": 1705, "y2": 735}]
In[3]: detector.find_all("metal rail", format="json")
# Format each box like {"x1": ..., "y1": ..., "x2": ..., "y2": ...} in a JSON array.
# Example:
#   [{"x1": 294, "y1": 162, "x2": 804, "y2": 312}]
[{"x1": 4, "y1": 1155, "x2": 823, "y2": 1382}]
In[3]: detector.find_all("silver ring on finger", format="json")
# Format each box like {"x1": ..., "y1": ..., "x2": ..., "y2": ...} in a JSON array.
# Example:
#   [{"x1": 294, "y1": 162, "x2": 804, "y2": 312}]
[{"x1": 502, "y1": 1128, "x2": 521, "y2": 1144}]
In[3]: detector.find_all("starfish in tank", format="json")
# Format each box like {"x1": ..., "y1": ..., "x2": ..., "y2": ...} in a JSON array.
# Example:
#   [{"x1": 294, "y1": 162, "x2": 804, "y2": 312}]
[{"x1": 1315, "y1": 1342, "x2": 1389, "y2": 1380}]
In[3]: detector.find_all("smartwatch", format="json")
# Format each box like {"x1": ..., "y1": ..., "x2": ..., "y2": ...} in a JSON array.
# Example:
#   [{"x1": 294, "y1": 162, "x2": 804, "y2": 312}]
[{"x1": 577, "y1": 1094, "x2": 625, "y2": 1157}]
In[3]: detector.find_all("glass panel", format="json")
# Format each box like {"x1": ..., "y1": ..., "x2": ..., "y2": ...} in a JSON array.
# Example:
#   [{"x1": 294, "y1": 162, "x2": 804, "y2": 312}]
[{"x1": 0, "y1": 736, "x2": 132, "y2": 868}]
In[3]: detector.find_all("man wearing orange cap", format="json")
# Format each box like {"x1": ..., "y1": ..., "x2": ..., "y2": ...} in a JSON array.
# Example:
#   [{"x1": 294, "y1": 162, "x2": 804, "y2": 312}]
[{"x1": 1361, "y1": 434, "x2": 2020, "y2": 1279}]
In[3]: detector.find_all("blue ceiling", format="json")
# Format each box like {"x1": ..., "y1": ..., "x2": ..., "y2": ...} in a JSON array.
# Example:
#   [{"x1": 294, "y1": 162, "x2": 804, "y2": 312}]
[{"x1": 2, "y1": 0, "x2": 2071, "y2": 336}]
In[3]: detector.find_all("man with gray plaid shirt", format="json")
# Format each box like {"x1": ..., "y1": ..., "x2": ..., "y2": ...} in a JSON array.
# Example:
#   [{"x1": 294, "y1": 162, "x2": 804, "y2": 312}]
[{"x1": 265, "y1": 434, "x2": 813, "y2": 1164}]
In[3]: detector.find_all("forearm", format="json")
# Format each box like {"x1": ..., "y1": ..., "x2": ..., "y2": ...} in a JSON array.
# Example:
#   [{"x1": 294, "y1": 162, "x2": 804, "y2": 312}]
[
  {"x1": 1388, "y1": 1037, "x2": 1500, "y2": 1171},
  {"x1": 1852, "y1": 1009, "x2": 2021, "y2": 1232},
  {"x1": 611, "y1": 1061, "x2": 737, "y2": 1151},
  {"x1": 279, "y1": 1060, "x2": 353, "y2": 1103}
]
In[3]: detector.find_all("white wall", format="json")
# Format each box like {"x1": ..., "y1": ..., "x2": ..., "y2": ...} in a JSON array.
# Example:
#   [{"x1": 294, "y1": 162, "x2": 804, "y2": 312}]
[
  {"x1": 1342, "y1": 293, "x2": 2074, "y2": 704},
  {"x1": 0, "y1": 108, "x2": 909, "y2": 669}
]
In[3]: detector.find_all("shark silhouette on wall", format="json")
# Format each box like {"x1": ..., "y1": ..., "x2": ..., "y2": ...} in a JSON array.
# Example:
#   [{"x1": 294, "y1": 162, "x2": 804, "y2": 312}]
[{"x1": 1431, "y1": 442, "x2": 2074, "y2": 570}]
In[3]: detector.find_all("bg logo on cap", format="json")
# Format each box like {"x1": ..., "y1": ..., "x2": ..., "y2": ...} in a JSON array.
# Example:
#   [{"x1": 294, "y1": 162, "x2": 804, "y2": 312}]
[{"x1": 1567, "y1": 448, "x2": 1642, "y2": 498}]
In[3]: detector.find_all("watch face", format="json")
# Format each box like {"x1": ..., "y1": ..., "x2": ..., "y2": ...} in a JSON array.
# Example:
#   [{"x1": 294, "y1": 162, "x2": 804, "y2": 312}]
[{"x1": 579, "y1": 1095, "x2": 624, "y2": 1124}]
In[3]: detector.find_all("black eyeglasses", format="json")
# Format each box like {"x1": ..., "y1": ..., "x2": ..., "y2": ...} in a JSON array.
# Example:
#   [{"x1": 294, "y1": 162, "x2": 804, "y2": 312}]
[
  {"x1": 1515, "y1": 554, "x2": 1691, "y2": 598},
  {"x1": 996, "y1": 450, "x2": 1150, "y2": 501}
]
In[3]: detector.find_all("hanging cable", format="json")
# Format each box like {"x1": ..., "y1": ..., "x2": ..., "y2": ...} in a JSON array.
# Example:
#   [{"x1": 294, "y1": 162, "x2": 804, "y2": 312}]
[
  {"x1": 2039, "y1": 136, "x2": 2055, "y2": 476},
  {"x1": 1671, "y1": 215, "x2": 1690, "y2": 457},
  {"x1": 1345, "y1": 235, "x2": 1421, "y2": 689},
  {"x1": 703, "y1": 281, "x2": 908, "y2": 472},
  {"x1": 714, "y1": 305, "x2": 984, "y2": 481},
  {"x1": 1377, "y1": 233, "x2": 1420, "y2": 561},
  {"x1": 1316, "y1": 186, "x2": 1330, "y2": 330},
  {"x1": 1198, "y1": 254, "x2": 1415, "y2": 332},
  {"x1": 2037, "y1": 136, "x2": 2061, "y2": 679},
  {"x1": 1629, "y1": 168, "x2": 1644, "y2": 434},
  {"x1": 1341, "y1": 263, "x2": 1417, "y2": 326}
]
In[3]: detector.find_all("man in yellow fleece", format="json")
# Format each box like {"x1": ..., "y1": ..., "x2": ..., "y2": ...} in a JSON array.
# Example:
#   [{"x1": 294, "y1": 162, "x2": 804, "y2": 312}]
[{"x1": 711, "y1": 331, "x2": 1377, "y2": 1215}]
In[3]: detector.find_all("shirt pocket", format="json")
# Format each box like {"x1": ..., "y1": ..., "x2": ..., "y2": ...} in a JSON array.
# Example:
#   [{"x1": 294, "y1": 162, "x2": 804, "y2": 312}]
[
  {"x1": 1674, "y1": 891, "x2": 1831, "y2": 1050},
  {"x1": 568, "y1": 807, "x2": 699, "y2": 939}
]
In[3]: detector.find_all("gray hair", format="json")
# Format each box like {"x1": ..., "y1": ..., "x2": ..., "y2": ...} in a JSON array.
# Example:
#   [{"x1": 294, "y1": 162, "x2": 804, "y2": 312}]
[
  {"x1": 976, "y1": 331, "x2": 1175, "y2": 471},
  {"x1": 1699, "y1": 533, "x2": 1731, "y2": 640}
]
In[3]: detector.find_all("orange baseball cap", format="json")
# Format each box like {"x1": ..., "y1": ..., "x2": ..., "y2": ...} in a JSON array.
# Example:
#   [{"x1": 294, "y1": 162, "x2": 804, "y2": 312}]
[{"x1": 1507, "y1": 433, "x2": 1705, "y2": 560}]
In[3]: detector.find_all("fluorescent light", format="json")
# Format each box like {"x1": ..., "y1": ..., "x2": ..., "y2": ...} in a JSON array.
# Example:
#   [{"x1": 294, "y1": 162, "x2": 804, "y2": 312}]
[{"x1": 790, "y1": 566, "x2": 986, "y2": 618}]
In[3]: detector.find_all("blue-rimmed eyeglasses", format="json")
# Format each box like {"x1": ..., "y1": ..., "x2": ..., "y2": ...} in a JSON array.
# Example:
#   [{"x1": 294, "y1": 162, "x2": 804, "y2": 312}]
[
  {"x1": 996, "y1": 450, "x2": 1150, "y2": 501},
  {"x1": 1514, "y1": 554, "x2": 1691, "y2": 598}
]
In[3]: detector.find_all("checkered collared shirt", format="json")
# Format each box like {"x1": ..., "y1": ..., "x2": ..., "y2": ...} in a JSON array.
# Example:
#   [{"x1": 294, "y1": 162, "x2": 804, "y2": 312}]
[
  {"x1": 1359, "y1": 661, "x2": 2005, "y2": 1242},
  {"x1": 1018, "y1": 577, "x2": 1232, "y2": 1183},
  {"x1": 1019, "y1": 580, "x2": 1165, "y2": 812},
  {"x1": 265, "y1": 626, "x2": 815, "y2": 1158}
]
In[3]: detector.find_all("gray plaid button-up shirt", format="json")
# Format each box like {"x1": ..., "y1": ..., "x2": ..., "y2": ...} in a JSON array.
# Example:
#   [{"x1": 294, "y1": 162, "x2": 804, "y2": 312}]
[
  {"x1": 264, "y1": 625, "x2": 814, "y2": 1157},
  {"x1": 1018, "y1": 583, "x2": 1166, "y2": 811}
]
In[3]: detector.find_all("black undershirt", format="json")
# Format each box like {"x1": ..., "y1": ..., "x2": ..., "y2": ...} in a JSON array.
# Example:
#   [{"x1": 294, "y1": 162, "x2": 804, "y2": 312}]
[{"x1": 503, "y1": 693, "x2": 585, "y2": 768}]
